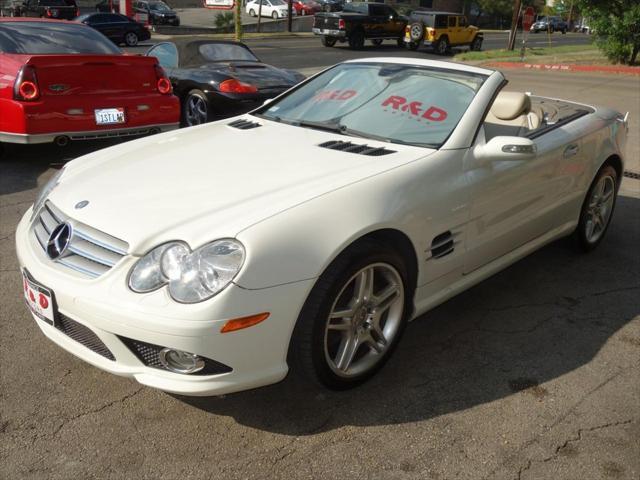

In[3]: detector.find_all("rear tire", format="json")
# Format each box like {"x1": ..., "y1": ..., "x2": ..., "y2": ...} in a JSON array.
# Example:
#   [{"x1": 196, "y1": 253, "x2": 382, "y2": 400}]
[
  {"x1": 124, "y1": 31, "x2": 138, "y2": 47},
  {"x1": 572, "y1": 164, "x2": 618, "y2": 252},
  {"x1": 288, "y1": 240, "x2": 411, "y2": 390},
  {"x1": 405, "y1": 41, "x2": 419, "y2": 50},
  {"x1": 434, "y1": 36, "x2": 449, "y2": 55},
  {"x1": 321, "y1": 36, "x2": 337, "y2": 47},
  {"x1": 348, "y1": 29, "x2": 365, "y2": 50},
  {"x1": 181, "y1": 89, "x2": 209, "y2": 128}
]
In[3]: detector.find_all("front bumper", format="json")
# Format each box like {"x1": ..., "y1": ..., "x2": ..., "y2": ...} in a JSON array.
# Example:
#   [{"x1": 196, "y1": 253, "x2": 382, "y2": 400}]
[
  {"x1": 15, "y1": 210, "x2": 314, "y2": 396},
  {"x1": 0, "y1": 123, "x2": 178, "y2": 145},
  {"x1": 312, "y1": 27, "x2": 346, "y2": 37}
]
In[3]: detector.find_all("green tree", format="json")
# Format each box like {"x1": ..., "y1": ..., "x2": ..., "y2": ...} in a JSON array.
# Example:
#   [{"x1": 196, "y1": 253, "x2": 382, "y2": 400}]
[{"x1": 578, "y1": 0, "x2": 640, "y2": 64}]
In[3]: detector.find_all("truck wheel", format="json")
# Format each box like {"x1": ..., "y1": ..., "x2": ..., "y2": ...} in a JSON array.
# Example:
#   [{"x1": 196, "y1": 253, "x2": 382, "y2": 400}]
[
  {"x1": 405, "y1": 41, "x2": 419, "y2": 51},
  {"x1": 321, "y1": 36, "x2": 337, "y2": 47},
  {"x1": 348, "y1": 30, "x2": 365, "y2": 50},
  {"x1": 470, "y1": 35, "x2": 482, "y2": 51},
  {"x1": 434, "y1": 36, "x2": 449, "y2": 55},
  {"x1": 371, "y1": 39, "x2": 383, "y2": 46}
]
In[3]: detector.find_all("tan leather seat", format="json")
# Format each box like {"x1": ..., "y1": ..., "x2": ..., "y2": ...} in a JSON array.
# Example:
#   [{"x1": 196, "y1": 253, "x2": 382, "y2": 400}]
[{"x1": 484, "y1": 92, "x2": 541, "y2": 139}]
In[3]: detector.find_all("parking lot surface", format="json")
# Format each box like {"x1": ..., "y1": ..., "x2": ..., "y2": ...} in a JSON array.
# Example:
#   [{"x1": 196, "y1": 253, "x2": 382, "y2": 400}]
[{"x1": 1, "y1": 53, "x2": 639, "y2": 479}]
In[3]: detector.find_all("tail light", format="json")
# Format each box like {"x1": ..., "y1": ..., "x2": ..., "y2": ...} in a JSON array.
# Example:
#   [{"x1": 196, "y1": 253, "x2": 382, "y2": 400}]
[
  {"x1": 45, "y1": 9, "x2": 53, "y2": 17},
  {"x1": 404, "y1": 26, "x2": 410, "y2": 33},
  {"x1": 219, "y1": 79, "x2": 258, "y2": 94},
  {"x1": 154, "y1": 65, "x2": 172, "y2": 94},
  {"x1": 338, "y1": 19, "x2": 345, "y2": 29},
  {"x1": 75, "y1": 6, "x2": 80, "y2": 16},
  {"x1": 14, "y1": 65, "x2": 40, "y2": 102}
]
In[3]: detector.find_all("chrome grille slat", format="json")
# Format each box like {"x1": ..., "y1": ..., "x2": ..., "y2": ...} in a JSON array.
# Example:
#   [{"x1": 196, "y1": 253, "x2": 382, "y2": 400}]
[{"x1": 30, "y1": 201, "x2": 128, "y2": 279}]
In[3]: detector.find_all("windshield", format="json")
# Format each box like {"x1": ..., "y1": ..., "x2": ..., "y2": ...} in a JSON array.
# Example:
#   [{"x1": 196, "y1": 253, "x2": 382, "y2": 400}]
[
  {"x1": 255, "y1": 63, "x2": 486, "y2": 148},
  {"x1": 149, "y1": 2, "x2": 170, "y2": 10},
  {"x1": 0, "y1": 22, "x2": 122, "y2": 54}
]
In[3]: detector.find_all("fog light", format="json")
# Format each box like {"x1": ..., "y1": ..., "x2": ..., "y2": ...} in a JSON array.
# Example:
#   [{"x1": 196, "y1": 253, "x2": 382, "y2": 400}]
[{"x1": 158, "y1": 348, "x2": 205, "y2": 374}]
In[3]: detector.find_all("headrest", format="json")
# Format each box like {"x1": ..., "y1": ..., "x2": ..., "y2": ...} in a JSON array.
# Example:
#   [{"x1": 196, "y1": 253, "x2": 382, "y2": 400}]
[{"x1": 490, "y1": 92, "x2": 531, "y2": 120}]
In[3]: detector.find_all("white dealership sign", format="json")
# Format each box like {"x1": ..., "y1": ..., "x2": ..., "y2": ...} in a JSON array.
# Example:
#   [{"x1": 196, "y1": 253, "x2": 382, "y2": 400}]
[{"x1": 203, "y1": 0, "x2": 235, "y2": 9}]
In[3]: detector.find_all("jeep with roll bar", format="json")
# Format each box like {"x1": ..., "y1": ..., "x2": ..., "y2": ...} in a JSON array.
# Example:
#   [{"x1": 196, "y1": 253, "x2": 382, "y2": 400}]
[{"x1": 404, "y1": 10, "x2": 482, "y2": 55}]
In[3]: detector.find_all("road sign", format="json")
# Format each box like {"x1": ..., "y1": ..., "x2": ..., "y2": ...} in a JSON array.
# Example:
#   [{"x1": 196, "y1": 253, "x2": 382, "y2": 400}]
[
  {"x1": 203, "y1": 0, "x2": 234, "y2": 10},
  {"x1": 522, "y1": 6, "x2": 535, "y2": 31}
]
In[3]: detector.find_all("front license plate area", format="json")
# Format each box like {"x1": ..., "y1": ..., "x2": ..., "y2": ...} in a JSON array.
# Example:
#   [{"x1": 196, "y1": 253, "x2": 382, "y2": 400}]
[
  {"x1": 22, "y1": 270, "x2": 56, "y2": 326},
  {"x1": 95, "y1": 108, "x2": 125, "y2": 125}
]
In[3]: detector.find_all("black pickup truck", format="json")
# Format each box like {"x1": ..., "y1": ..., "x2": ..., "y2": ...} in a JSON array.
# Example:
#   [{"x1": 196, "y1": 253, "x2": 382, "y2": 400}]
[
  {"x1": 14, "y1": 0, "x2": 78, "y2": 19},
  {"x1": 312, "y1": 2, "x2": 407, "y2": 49}
]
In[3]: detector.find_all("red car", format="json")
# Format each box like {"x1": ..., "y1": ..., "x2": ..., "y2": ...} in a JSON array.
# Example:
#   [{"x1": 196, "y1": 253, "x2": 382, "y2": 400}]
[
  {"x1": 0, "y1": 18, "x2": 179, "y2": 147},
  {"x1": 286, "y1": 0, "x2": 320, "y2": 15}
]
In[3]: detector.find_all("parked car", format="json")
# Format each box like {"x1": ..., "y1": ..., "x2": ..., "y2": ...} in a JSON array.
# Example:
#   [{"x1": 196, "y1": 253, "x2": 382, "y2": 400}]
[
  {"x1": 76, "y1": 12, "x2": 151, "y2": 46},
  {"x1": 13, "y1": 0, "x2": 78, "y2": 19},
  {"x1": 95, "y1": 0, "x2": 120, "y2": 12},
  {"x1": 246, "y1": 0, "x2": 292, "y2": 19},
  {"x1": 315, "y1": 0, "x2": 343, "y2": 12},
  {"x1": 15, "y1": 57, "x2": 628, "y2": 396},
  {"x1": 404, "y1": 10, "x2": 482, "y2": 54},
  {"x1": 0, "y1": 19, "x2": 179, "y2": 146},
  {"x1": 146, "y1": 40, "x2": 305, "y2": 126},
  {"x1": 285, "y1": 0, "x2": 320, "y2": 16},
  {"x1": 530, "y1": 15, "x2": 568, "y2": 34},
  {"x1": 134, "y1": 0, "x2": 179, "y2": 26},
  {"x1": 312, "y1": 2, "x2": 407, "y2": 49}
]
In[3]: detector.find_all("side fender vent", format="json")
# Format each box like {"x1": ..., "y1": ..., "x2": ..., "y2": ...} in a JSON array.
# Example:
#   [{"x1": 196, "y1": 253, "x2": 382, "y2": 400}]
[
  {"x1": 319, "y1": 140, "x2": 395, "y2": 156},
  {"x1": 228, "y1": 119, "x2": 262, "y2": 130},
  {"x1": 429, "y1": 231, "x2": 456, "y2": 260}
]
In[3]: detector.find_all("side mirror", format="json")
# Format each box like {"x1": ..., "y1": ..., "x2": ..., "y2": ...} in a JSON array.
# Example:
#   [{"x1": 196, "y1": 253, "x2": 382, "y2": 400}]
[{"x1": 474, "y1": 136, "x2": 537, "y2": 164}]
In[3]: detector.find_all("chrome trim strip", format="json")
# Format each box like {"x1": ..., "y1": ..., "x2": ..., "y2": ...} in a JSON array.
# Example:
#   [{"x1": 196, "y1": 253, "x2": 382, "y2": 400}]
[
  {"x1": 57, "y1": 258, "x2": 102, "y2": 279},
  {"x1": 72, "y1": 230, "x2": 128, "y2": 256},
  {"x1": 67, "y1": 244, "x2": 117, "y2": 267}
]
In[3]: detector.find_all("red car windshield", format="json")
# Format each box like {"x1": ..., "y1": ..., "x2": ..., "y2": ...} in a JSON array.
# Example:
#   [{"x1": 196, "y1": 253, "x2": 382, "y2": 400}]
[{"x1": 0, "y1": 22, "x2": 122, "y2": 55}]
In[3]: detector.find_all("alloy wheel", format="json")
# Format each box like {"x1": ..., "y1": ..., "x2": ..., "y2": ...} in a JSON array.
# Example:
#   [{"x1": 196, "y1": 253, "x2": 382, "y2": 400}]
[
  {"x1": 323, "y1": 263, "x2": 404, "y2": 378},
  {"x1": 185, "y1": 95, "x2": 208, "y2": 126},
  {"x1": 584, "y1": 175, "x2": 615, "y2": 244}
]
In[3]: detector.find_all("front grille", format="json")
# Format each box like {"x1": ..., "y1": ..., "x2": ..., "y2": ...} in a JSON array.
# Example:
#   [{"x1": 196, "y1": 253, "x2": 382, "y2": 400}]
[
  {"x1": 32, "y1": 201, "x2": 128, "y2": 279},
  {"x1": 56, "y1": 314, "x2": 115, "y2": 361},
  {"x1": 118, "y1": 337, "x2": 232, "y2": 376},
  {"x1": 318, "y1": 140, "x2": 396, "y2": 156}
]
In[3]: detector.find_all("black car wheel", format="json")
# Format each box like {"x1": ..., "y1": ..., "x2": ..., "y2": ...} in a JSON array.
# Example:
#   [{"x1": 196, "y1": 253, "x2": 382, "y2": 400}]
[
  {"x1": 124, "y1": 31, "x2": 138, "y2": 47},
  {"x1": 435, "y1": 36, "x2": 449, "y2": 55},
  {"x1": 182, "y1": 90, "x2": 209, "y2": 127},
  {"x1": 249, "y1": 8, "x2": 256, "y2": 16},
  {"x1": 371, "y1": 39, "x2": 383, "y2": 46},
  {"x1": 348, "y1": 29, "x2": 365, "y2": 50},
  {"x1": 321, "y1": 36, "x2": 337, "y2": 47},
  {"x1": 470, "y1": 35, "x2": 482, "y2": 51},
  {"x1": 272, "y1": 10, "x2": 278, "y2": 19},
  {"x1": 288, "y1": 240, "x2": 411, "y2": 390}
]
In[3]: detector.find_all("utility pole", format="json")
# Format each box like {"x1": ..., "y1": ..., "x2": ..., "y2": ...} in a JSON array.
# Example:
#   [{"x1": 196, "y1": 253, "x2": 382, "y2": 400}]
[
  {"x1": 507, "y1": 0, "x2": 522, "y2": 51},
  {"x1": 287, "y1": 0, "x2": 292, "y2": 32},
  {"x1": 235, "y1": 0, "x2": 242, "y2": 41}
]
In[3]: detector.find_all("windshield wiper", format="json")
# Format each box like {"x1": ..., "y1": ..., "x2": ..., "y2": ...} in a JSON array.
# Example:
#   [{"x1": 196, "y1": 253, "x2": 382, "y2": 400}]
[{"x1": 293, "y1": 120, "x2": 346, "y2": 135}]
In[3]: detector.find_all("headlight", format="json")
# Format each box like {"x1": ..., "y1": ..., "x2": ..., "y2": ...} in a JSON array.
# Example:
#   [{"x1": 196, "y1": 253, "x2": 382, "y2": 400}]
[
  {"x1": 31, "y1": 167, "x2": 65, "y2": 221},
  {"x1": 128, "y1": 239, "x2": 245, "y2": 303}
]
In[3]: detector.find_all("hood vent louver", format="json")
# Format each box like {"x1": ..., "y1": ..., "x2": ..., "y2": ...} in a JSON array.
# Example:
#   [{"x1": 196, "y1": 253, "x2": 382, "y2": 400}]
[
  {"x1": 319, "y1": 140, "x2": 395, "y2": 156},
  {"x1": 228, "y1": 119, "x2": 262, "y2": 130}
]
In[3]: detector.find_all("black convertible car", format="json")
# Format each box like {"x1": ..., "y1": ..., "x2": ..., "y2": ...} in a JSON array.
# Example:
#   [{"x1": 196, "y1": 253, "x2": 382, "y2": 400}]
[{"x1": 146, "y1": 40, "x2": 305, "y2": 126}]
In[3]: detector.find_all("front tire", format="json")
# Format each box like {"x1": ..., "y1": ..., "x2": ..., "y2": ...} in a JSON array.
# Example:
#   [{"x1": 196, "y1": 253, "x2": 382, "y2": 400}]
[
  {"x1": 249, "y1": 8, "x2": 256, "y2": 16},
  {"x1": 288, "y1": 241, "x2": 411, "y2": 390},
  {"x1": 471, "y1": 35, "x2": 483, "y2": 51},
  {"x1": 272, "y1": 10, "x2": 278, "y2": 19},
  {"x1": 573, "y1": 164, "x2": 618, "y2": 252},
  {"x1": 181, "y1": 89, "x2": 209, "y2": 127},
  {"x1": 434, "y1": 35, "x2": 449, "y2": 55},
  {"x1": 124, "y1": 31, "x2": 138, "y2": 47}
]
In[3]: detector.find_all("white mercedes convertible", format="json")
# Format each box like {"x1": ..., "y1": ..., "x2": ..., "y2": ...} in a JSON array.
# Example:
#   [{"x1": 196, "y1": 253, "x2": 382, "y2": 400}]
[{"x1": 16, "y1": 58, "x2": 628, "y2": 396}]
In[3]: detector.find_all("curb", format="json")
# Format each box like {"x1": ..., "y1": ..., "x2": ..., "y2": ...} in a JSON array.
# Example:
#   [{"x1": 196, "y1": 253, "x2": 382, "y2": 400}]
[{"x1": 485, "y1": 61, "x2": 640, "y2": 75}]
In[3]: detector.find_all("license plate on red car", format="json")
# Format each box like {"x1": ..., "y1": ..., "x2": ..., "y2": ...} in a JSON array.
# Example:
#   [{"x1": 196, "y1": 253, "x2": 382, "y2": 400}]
[
  {"x1": 22, "y1": 270, "x2": 56, "y2": 326},
  {"x1": 95, "y1": 108, "x2": 126, "y2": 125}
]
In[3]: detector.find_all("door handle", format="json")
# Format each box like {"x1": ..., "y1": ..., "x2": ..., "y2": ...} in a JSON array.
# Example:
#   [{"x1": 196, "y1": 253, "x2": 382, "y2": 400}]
[{"x1": 563, "y1": 144, "x2": 579, "y2": 157}]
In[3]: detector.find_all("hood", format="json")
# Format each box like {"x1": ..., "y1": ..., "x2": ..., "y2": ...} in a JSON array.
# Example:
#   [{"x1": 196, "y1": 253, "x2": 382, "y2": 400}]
[{"x1": 50, "y1": 119, "x2": 432, "y2": 254}]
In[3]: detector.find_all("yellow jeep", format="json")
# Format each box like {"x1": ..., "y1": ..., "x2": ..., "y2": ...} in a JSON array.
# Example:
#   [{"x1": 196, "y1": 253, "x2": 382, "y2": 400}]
[{"x1": 403, "y1": 10, "x2": 483, "y2": 54}]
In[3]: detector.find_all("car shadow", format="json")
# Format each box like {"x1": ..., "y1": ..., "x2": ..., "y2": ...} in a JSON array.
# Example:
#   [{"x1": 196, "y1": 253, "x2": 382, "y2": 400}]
[
  {"x1": 175, "y1": 195, "x2": 640, "y2": 435},
  {"x1": 0, "y1": 139, "x2": 133, "y2": 197}
]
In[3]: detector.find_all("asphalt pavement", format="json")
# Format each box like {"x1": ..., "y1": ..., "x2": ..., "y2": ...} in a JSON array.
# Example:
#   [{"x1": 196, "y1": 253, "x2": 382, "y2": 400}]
[{"x1": 1, "y1": 45, "x2": 639, "y2": 479}]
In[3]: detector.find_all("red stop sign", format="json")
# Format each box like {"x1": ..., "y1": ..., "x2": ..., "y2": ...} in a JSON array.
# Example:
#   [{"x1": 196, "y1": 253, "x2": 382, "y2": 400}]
[{"x1": 523, "y1": 6, "x2": 535, "y2": 31}]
